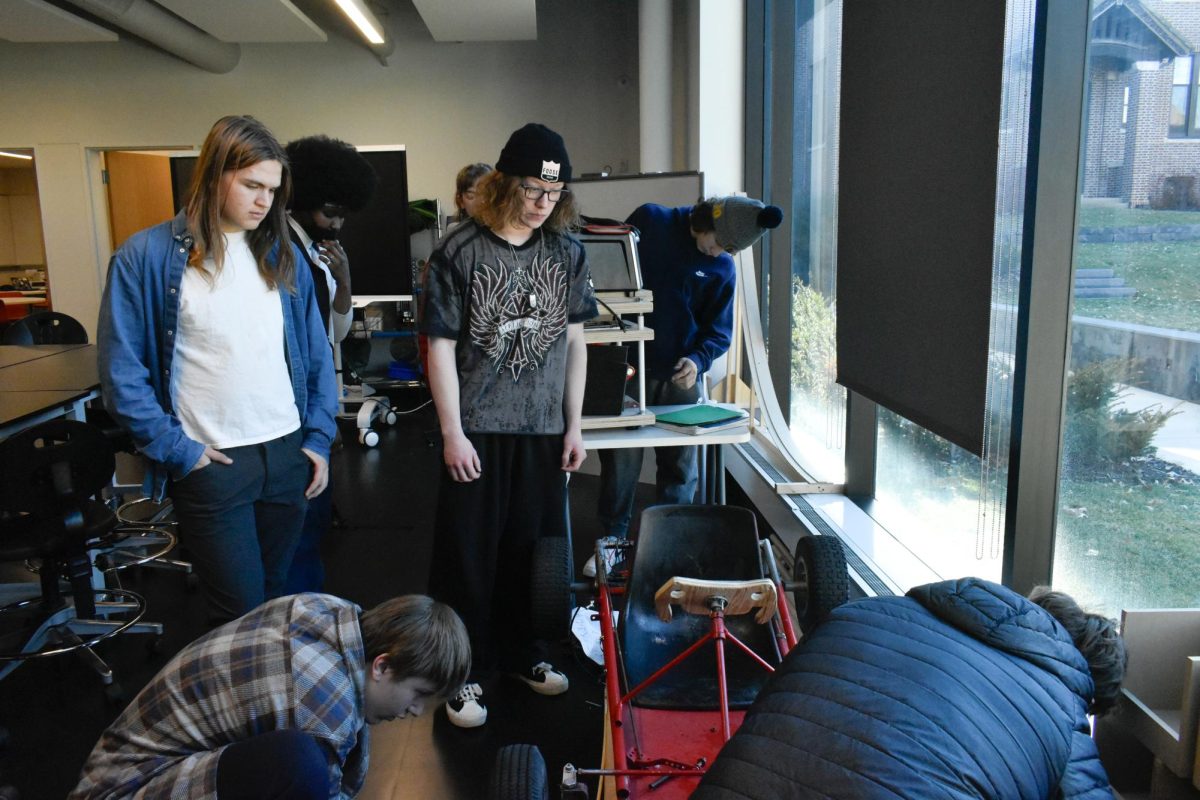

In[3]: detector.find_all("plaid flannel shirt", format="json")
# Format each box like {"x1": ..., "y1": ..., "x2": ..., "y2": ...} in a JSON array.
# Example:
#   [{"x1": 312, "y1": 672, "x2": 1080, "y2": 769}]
[{"x1": 70, "y1": 594, "x2": 369, "y2": 800}]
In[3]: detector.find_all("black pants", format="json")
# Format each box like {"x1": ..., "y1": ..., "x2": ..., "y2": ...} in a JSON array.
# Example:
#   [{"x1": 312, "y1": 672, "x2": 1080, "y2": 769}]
[
  {"x1": 170, "y1": 429, "x2": 310, "y2": 625},
  {"x1": 216, "y1": 730, "x2": 328, "y2": 799},
  {"x1": 428, "y1": 433, "x2": 567, "y2": 678}
]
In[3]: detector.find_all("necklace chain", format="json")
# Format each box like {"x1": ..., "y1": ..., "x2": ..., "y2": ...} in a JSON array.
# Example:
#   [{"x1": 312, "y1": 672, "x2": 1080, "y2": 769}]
[{"x1": 505, "y1": 229, "x2": 542, "y2": 304}]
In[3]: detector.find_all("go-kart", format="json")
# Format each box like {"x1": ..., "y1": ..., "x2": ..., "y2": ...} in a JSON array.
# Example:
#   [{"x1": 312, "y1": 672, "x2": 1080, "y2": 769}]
[{"x1": 491, "y1": 504, "x2": 849, "y2": 799}]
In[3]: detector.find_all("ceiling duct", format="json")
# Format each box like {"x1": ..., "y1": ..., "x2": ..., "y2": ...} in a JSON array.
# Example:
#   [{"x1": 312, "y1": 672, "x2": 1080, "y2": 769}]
[{"x1": 61, "y1": 0, "x2": 240, "y2": 73}]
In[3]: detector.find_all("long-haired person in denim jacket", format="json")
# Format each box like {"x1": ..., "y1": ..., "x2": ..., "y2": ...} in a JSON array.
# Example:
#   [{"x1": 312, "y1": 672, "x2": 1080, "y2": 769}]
[{"x1": 98, "y1": 115, "x2": 337, "y2": 626}]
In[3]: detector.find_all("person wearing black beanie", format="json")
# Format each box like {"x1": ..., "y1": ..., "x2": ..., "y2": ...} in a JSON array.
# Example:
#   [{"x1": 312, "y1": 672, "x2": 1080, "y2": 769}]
[
  {"x1": 419, "y1": 123, "x2": 598, "y2": 728},
  {"x1": 595, "y1": 196, "x2": 783, "y2": 554}
]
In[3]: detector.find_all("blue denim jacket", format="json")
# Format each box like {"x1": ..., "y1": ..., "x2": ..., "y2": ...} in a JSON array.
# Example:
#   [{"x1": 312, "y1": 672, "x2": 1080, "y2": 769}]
[{"x1": 98, "y1": 212, "x2": 337, "y2": 499}]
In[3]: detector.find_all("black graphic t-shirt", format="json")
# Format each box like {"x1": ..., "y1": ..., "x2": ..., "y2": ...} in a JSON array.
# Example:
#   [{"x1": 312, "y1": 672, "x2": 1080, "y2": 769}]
[{"x1": 421, "y1": 220, "x2": 597, "y2": 434}]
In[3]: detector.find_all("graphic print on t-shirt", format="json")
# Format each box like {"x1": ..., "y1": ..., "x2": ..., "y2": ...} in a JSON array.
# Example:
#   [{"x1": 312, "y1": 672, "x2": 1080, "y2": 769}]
[{"x1": 468, "y1": 252, "x2": 568, "y2": 380}]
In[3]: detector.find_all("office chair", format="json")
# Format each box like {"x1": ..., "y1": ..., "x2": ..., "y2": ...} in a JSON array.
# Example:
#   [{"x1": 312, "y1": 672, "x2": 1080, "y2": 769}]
[
  {"x1": 0, "y1": 311, "x2": 88, "y2": 345},
  {"x1": 85, "y1": 407, "x2": 192, "y2": 584},
  {"x1": 0, "y1": 420, "x2": 162, "y2": 697}
]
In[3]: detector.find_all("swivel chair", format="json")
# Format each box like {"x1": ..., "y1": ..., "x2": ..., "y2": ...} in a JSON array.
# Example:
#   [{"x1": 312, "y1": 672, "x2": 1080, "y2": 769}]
[
  {"x1": 0, "y1": 311, "x2": 88, "y2": 345},
  {"x1": 0, "y1": 420, "x2": 162, "y2": 697}
]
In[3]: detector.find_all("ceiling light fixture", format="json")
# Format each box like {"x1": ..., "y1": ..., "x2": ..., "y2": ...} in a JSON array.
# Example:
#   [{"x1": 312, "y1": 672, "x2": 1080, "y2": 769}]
[
  {"x1": 332, "y1": 0, "x2": 385, "y2": 45},
  {"x1": 0, "y1": 151, "x2": 33, "y2": 161}
]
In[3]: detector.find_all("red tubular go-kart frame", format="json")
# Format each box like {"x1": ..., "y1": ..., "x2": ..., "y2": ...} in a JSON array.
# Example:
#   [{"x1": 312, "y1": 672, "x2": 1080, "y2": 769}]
[{"x1": 565, "y1": 531, "x2": 830, "y2": 800}]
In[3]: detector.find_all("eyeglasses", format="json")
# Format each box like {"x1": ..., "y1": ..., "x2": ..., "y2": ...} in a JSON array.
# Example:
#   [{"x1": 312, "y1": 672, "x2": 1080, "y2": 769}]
[
  {"x1": 520, "y1": 185, "x2": 569, "y2": 203},
  {"x1": 461, "y1": 190, "x2": 477, "y2": 200},
  {"x1": 319, "y1": 203, "x2": 349, "y2": 219}
]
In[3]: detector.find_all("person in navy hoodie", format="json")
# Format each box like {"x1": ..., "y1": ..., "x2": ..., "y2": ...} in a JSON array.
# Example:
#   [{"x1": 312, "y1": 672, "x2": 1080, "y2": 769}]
[
  {"x1": 595, "y1": 197, "x2": 782, "y2": 545},
  {"x1": 693, "y1": 577, "x2": 1126, "y2": 800}
]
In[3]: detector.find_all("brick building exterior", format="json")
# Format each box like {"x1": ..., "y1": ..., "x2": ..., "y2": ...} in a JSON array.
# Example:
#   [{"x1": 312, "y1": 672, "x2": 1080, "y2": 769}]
[{"x1": 1084, "y1": 0, "x2": 1200, "y2": 207}]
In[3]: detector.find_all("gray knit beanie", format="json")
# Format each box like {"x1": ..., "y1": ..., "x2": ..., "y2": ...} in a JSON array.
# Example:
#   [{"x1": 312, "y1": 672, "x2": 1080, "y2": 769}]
[{"x1": 712, "y1": 196, "x2": 784, "y2": 252}]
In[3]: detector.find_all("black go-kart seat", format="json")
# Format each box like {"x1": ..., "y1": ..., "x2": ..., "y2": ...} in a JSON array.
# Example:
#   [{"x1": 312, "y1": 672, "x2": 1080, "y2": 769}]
[{"x1": 618, "y1": 504, "x2": 780, "y2": 710}]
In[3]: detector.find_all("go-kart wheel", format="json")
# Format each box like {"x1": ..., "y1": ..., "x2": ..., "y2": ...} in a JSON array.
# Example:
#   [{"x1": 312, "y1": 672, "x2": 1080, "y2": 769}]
[
  {"x1": 793, "y1": 535, "x2": 849, "y2": 635},
  {"x1": 489, "y1": 744, "x2": 548, "y2": 800},
  {"x1": 531, "y1": 536, "x2": 573, "y2": 642},
  {"x1": 359, "y1": 429, "x2": 379, "y2": 447},
  {"x1": 384, "y1": 410, "x2": 398, "y2": 426}
]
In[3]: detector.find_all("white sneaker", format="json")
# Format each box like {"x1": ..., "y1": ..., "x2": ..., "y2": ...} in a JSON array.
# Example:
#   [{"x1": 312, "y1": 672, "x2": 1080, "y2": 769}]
[
  {"x1": 582, "y1": 554, "x2": 597, "y2": 578},
  {"x1": 516, "y1": 662, "x2": 569, "y2": 696},
  {"x1": 446, "y1": 683, "x2": 487, "y2": 728}
]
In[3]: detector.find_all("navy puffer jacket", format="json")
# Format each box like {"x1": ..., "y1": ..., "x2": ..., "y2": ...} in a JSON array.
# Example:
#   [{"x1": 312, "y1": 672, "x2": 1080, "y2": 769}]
[{"x1": 693, "y1": 578, "x2": 1112, "y2": 799}]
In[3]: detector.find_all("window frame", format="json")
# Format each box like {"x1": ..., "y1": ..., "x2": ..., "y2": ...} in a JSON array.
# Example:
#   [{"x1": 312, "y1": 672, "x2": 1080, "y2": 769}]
[{"x1": 1169, "y1": 53, "x2": 1200, "y2": 138}]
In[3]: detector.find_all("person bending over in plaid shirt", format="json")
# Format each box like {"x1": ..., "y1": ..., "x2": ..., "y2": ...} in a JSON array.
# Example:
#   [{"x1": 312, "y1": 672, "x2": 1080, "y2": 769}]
[{"x1": 70, "y1": 593, "x2": 470, "y2": 799}]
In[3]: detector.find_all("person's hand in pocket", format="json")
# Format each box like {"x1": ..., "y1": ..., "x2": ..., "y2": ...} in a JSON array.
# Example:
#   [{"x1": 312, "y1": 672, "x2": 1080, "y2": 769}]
[
  {"x1": 302, "y1": 448, "x2": 329, "y2": 499},
  {"x1": 188, "y1": 445, "x2": 232, "y2": 475}
]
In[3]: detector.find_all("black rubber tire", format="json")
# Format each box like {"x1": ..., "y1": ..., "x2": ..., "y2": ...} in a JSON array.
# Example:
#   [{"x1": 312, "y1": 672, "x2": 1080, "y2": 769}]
[
  {"x1": 489, "y1": 744, "x2": 548, "y2": 800},
  {"x1": 793, "y1": 535, "x2": 849, "y2": 635},
  {"x1": 530, "y1": 536, "x2": 573, "y2": 642}
]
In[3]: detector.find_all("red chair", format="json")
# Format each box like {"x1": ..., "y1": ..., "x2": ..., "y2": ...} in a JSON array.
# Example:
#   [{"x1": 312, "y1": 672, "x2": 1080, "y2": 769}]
[{"x1": 0, "y1": 297, "x2": 28, "y2": 324}]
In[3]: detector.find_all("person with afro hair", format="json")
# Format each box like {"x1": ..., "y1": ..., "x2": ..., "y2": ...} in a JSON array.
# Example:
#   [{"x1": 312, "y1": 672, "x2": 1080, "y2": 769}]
[
  {"x1": 283, "y1": 134, "x2": 377, "y2": 594},
  {"x1": 285, "y1": 134, "x2": 377, "y2": 346}
]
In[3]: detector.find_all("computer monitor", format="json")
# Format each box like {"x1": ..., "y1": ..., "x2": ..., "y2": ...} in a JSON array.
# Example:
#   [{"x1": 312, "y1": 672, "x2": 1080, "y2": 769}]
[{"x1": 579, "y1": 231, "x2": 642, "y2": 292}]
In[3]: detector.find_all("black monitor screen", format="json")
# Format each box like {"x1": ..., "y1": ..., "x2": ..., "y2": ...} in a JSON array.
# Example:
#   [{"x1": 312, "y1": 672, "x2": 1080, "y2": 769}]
[
  {"x1": 170, "y1": 148, "x2": 411, "y2": 295},
  {"x1": 580, "y1": 234, "x2": 639, "y2": 292}
]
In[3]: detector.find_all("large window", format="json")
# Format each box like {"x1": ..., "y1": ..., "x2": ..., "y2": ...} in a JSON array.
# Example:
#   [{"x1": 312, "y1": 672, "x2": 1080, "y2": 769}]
[
  {"x1": 787, "y1": 0, "x2": 844, "y2": 484},
  {"x1": 754, "y1": 0, "x2": 1198, "y2": 607},
  {"x1": 758, "y1": 0, "x2": 1031, "y2": 590},
  {"x1": 1054, "y1": 14, "x2": 1200, "y2": 614}
]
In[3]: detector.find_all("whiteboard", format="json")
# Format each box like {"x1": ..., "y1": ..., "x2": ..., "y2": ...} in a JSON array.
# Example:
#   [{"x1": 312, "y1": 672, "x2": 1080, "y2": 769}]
[{"x1": 571, "y1": 171, "x2": 704, "y2": 222}]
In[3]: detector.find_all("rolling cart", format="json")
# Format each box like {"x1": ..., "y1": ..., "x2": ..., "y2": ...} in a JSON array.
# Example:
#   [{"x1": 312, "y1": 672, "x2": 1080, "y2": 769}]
[{"x1": 340, "y1": 295, "x2": 423, "y2": 447}]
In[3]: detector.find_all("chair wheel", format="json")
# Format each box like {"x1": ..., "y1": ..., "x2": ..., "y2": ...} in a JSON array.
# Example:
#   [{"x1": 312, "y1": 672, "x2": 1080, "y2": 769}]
[
  {"x1": 104, "y1": 682, "x2": 125, "y2": 705},
  {"x1": 359, "y1": 429, "x2": 379, "y2": 447}
]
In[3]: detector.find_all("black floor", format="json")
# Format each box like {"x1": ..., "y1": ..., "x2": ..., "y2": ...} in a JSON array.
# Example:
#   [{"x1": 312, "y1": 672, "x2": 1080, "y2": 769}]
[{"x1": 0, "y1": 395, "x2": 645, "y2": 799}]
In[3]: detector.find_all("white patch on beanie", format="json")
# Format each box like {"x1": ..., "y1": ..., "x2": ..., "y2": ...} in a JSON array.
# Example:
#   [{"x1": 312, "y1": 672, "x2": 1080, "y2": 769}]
[{"x1": 540, "y1": 161, "x2": 561, "y2": 182}]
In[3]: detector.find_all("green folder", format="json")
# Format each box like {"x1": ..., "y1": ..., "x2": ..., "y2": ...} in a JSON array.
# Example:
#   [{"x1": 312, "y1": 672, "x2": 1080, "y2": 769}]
[{"x1": 654, "y1": 405, "x2": 747, "y2": 427}]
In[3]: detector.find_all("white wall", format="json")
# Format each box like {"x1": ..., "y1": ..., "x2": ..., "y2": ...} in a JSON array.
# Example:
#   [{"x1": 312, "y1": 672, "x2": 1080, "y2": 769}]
[
  {"x1": 0, "y1": 1, "x2": 641, "y2": 335},
  {"x1": 695, "y1": 0, "x2": 745, "y2": 197}
]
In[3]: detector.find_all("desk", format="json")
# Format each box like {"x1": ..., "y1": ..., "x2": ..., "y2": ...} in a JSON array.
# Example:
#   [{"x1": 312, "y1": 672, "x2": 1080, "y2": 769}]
[
  {"x1": 582, "y1": 403, "x2": 751, "y2": 504},
  {"x1": 0, "y1": 345, "x2": 100, "y2": 440},
  {"x1": 0, "y1": 342, "x2": 89, "y2": 369}
]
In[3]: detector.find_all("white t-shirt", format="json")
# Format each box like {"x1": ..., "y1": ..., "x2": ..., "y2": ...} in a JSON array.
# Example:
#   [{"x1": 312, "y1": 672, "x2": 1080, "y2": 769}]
[{"x1": 172, "y1": 230, "x2": 301, "y2": 449}]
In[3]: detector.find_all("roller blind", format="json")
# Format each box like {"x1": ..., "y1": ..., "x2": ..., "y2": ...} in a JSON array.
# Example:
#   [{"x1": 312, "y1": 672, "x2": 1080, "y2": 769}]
[{"x1": 835, "y1": 0, "x2": 1007, "y2": 456}]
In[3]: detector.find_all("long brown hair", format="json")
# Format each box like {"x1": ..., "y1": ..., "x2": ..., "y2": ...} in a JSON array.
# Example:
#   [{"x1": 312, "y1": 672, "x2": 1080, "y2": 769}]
[
  {"x1": 474, "y1": 171, "x2": 580, "y2": 235},
  {"x1": 184, "y1": 115, "x2": 295, "y2": 292}
]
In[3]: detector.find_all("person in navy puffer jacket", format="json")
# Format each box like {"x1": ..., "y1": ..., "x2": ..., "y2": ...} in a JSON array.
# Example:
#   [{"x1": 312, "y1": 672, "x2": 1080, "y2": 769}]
[{"x1": 693, "y1": 577, "x2": 1125, "y2": 800}]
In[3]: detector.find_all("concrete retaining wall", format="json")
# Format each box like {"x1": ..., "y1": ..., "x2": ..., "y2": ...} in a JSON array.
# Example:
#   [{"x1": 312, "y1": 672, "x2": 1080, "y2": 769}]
[
  {"x1": 1078, "y1": 224, "x2": 1200, "y2": 243},
  {"x1": 1071, "y1": 316, "x2": 1200, "y2": 402}
]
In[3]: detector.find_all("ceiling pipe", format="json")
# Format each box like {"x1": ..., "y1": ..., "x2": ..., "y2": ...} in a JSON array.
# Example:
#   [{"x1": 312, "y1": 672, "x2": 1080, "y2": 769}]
[{"x1": 61, "y1": 0, "x2": 240, "y2": 73}]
